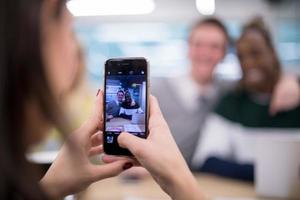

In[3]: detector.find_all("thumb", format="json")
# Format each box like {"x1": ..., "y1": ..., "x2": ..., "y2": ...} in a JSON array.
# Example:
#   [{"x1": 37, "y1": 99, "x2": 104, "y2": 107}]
[
  {"x1": 80, "y1": 89, "x2": 104, "y2": 136},
  {"x1": 118, "y1": 132, "x2": 146, "y2": 156}
]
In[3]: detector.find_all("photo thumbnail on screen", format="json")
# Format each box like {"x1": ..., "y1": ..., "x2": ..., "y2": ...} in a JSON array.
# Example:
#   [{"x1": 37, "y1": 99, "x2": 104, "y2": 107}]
[{"x1": 105, "y1": 74, "x2": 147, "y2": 138}]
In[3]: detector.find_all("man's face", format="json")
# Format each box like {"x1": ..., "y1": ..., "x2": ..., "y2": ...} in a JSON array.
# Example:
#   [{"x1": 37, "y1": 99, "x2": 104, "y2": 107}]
[
  {"x1": 188, "y1": 25, "x2": 227, "y2": 85},
  {"x1": 117, "y1": 92, "x2": 124, "y2": 102}
]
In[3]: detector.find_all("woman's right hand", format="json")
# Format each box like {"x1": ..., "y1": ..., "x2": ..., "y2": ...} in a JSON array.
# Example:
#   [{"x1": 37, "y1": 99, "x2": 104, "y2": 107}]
[{"x1": 103, "y1": 96, "x2": 204, "y2": 200}]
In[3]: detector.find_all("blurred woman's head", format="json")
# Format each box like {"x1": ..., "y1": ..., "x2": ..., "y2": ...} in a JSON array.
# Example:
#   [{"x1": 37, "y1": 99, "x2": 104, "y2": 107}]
[
  {"x1": 42, "y1": 1, "x2": 78, "y2": 97},
  {"x1": 0, "y1": 0, "x2": 78, "y2": 198},
  {"x1": 1, "y1": 0, "x2": 78, "y2": 147},
  {"x1": 237, "y1": 17, "x2": 281, "y2": 94},
  {"x1": 124, "y1": 91, "x2": 132, "y2": 103}
]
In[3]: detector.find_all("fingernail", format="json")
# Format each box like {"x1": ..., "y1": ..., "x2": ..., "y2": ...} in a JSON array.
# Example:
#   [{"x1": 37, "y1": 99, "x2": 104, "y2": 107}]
[
  {"x1": 123, "y1": 162, "x2": 133, "y2": 170},
  {"x1": 96, "y1": 89, "x2": 101, "y2": 96}
]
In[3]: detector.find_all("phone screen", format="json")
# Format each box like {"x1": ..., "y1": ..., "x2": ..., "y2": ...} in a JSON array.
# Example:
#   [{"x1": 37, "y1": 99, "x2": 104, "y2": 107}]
[{"x1": 103, "y1": 58, "x2": 148, "y2": 155}]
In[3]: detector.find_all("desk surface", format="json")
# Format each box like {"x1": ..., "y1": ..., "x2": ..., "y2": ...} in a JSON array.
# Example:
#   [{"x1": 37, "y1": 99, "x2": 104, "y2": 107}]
[
  {"x1": 78, "y1": 173, "x2": 266, "y2": 200},
  {"x1": 106, "y1": 117, "x2": 145, "y2": 132}
]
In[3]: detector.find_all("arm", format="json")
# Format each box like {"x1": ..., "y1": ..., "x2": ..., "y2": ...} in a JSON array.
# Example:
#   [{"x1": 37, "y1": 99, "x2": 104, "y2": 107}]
[
  {"x1": 119, "y1": 108, "x2": 132, "y2": 120},
  {"x1": 270, "y1": 74, "x2": 300, "y2": 115}
]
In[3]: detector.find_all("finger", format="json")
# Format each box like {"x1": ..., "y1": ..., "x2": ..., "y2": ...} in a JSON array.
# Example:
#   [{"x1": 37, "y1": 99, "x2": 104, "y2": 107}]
[
  {"x1": 102, "y1": 155, "x2": 126, "y2": 163},
  {"x1": 102, "y1": 154, "x2": 139, "y2": 165},
  {"x1": 80, "y1": 90, "x2": 104, "y2": 136},
  {"x1": 91, "y1": 131, "x2": 103, "y2": 147},
  {"x1": 90, "y1": 160, "x2": 132, "y2": 181},
  {"x1": 88, "y1": 145, "x2": 103, "y2": 156},
  {"x1": 120, "y1": 166, "x2": 150, "y2": 178},
  {"x1": 149, "y1": 95, "x2": 168, "y2": 134},
  {"x1": 149, "y1": 95, "x2": 164, "y2": 120},
  {"x1": 149, "y1": 95, "x2": 168, "y2": 130},
  {"x1": 117, "y1": 132, "x2": 146, "y2": 157},
  {"x1": 94, "y1": 89, "x2": 104, "y2": 130}
]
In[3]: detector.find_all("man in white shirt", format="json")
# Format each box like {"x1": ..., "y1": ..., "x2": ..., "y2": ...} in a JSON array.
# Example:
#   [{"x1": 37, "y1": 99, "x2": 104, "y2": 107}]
[{"x1": 152, "y1": 18, "x2": 230, "y2": 163}]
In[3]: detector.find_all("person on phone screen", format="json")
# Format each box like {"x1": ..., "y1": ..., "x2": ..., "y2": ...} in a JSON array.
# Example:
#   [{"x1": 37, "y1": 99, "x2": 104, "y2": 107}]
[
  {"x1": 106, "y1": 90, "x2": 124, "y2": 120},
  {"x1": 119, "y1": 90, "x2": 143, "y2": 120}
]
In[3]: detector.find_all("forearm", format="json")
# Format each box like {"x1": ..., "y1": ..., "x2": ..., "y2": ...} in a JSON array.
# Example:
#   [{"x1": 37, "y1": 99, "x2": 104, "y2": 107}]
[
  {"x1": 166, "y1": 166, "x2": 205, "y2": 200},
  {"x1": 40, "y1": 175, "x2": 65, "y2": 200}
]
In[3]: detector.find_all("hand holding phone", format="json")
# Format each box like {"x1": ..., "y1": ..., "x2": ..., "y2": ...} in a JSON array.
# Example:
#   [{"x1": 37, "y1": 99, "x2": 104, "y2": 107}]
[{"x1": 103, "y1": 96, "x2": 204, "y2": 200}]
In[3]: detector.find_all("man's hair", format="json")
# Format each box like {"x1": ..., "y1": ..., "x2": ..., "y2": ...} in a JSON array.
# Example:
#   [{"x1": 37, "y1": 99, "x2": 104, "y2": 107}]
[
  {"x1": 239, "y1": 16, "x2": 281, "y2": 81},
  {"x1": 189, "y1": 17, "x2": 230, "y2": 44},
  {"x1": 117, "y1": 90, "x2": 124, "y2": 95}
]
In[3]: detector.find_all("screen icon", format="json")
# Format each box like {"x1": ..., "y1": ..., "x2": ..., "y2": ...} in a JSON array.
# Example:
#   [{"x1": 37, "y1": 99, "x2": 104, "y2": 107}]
[{"x1": 107, "y1": 136, "x2": 114, "y2": 144}]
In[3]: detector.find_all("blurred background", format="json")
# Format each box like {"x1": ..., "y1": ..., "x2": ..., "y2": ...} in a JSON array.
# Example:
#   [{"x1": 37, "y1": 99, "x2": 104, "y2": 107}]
[
  {"x1": 26, "y1": 1, "x2": 300, "y2": 199},
  {"x1": 29, "y1": 0, "x2": 300, "y2": 160},
  {"x1": 72, "y1": 0, "x2": 300, "y2": 85}
]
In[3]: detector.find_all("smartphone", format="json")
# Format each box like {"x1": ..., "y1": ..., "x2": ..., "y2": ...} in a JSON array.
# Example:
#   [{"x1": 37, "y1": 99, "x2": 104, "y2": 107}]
[{"x1": 103, "y1": 57, "x2": 149, "y2": 156}]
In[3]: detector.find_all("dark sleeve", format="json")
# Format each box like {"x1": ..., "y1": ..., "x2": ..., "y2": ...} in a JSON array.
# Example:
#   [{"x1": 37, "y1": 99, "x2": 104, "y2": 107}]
[
  {"x1": 106, "y1": 102, "x2": 113, "y2": 115},
  {"x1": 199, "y1": 157, "x2": 254, "y2": 182}
]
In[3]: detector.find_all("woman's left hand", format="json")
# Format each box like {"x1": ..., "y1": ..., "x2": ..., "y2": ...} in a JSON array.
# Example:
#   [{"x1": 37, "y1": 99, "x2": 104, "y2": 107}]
[
  {"x1": 270, "y1": 74, "x2": 300, "y2": 115},
  {"x1": 40, "y1": 90, "x2": 133, "y2": 198}
]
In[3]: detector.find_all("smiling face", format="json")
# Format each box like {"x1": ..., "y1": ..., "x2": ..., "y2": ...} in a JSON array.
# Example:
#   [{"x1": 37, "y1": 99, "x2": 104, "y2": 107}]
[
  {"x1": 188, "y1": 24, "x2": 227, "y2": 85},
  {"x1": 117, "y1": 91, "x2": 124, "y2": 103},
  {"x1": 237, "y1": 29, "x2": 280, "y2": 94}
]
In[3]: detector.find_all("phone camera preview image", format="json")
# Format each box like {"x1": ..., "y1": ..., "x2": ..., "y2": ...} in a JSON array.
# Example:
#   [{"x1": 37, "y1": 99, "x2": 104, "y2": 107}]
[{"x1": 104, "y1": 60, "x2": 148, "y2": 155}]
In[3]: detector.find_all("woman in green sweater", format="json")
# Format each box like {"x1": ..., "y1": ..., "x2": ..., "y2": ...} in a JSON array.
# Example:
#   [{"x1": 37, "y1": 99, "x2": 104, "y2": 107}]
[{"x1": 192, "y1": 17, "x2": 300, "y2": 181}]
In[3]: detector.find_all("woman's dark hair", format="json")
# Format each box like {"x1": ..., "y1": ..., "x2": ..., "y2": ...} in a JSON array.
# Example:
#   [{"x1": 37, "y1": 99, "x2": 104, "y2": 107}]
[
  {"x1": 241, "y1": 17, "x2": 275, "y2": 51},
  {"x1": 238, "y1": 17, "x2": 281, "y2": 85},
  {"x1": 189, "y1": 17, "x2": 230, "y2": 46},
  {"x1": 123, "y1": 91, "x2": 132, "y2": 105},
  {"x1": 241, "y1": 17, "x2": 281, "y2": 70},
  {"x1": 0, "y1": 0, "x2": 67, "y2": 199}
]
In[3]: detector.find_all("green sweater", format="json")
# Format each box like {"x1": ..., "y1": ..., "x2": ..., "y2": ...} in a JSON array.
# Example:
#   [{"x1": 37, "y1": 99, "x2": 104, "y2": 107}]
[{"x1": 192, "y1": 90, "x2": 300, "y2": 181}]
